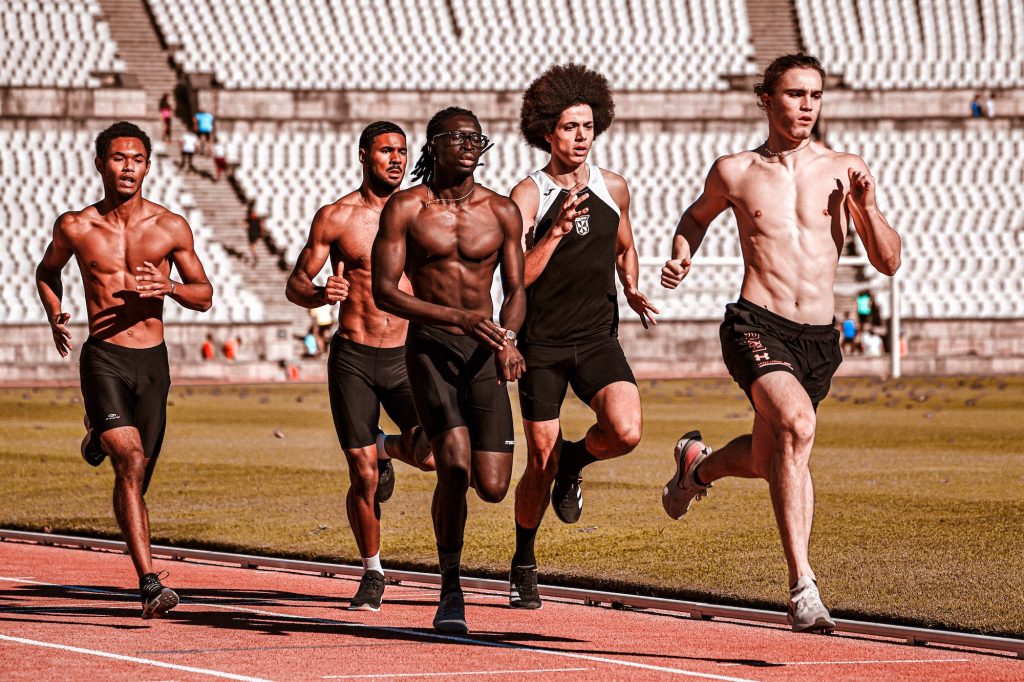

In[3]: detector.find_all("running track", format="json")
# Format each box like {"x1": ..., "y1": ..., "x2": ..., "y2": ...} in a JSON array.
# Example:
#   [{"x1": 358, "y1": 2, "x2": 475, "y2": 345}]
[{"x1": 0, "y1": 541, "x2": 1019, "y2": 681}]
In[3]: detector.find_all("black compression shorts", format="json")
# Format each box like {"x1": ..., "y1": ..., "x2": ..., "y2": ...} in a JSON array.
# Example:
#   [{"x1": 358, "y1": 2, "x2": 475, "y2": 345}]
[
  {"x1": 327, "y1": 335, "x2": 419, "y2": 450},
  {"x1": 720, "y1": 297, "x2": 842, "y2": 408},
  {"x1": 79, "y1": 337, "x2": 170, "y2": 459},
  {"x1": 404, "y1": 324, "x2": 514, "y2": 453},
  {"x1": 517, "y1": 335, "x2": 636, "y2": 421}
]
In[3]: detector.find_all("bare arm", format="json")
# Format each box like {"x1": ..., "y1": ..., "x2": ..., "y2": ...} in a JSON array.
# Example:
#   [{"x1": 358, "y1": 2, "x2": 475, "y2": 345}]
[
  {"x1": 494, "y1": 200, "x2": 527, "y2": 381},
  {"x1": 513, "y1": 178, "x2": 589, "y2": 288},
  {"x1": 285, "y1": 205, "x2": 349, "y2": 308},
  {"x1": 846, "y1": 159, "x2": 901, "y2": 276},
  {"x1": 606, "y1": 172, "x2": 659, "y2": 328},
  {"x1": 35, "y1": 214, "x2": 76, "y2": 357},
  {"x1": 136, "y1": 214, "x2": 213, "y2": 312},
  {"x1": 661, "y1": 159, "x2": 732, "y2": 289}
]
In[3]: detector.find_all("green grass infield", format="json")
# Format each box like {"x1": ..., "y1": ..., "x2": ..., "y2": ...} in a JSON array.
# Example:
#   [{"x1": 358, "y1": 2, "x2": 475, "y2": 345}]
[{"x1": 2, "y1": 376, "x2": 1021, "y2": 637}]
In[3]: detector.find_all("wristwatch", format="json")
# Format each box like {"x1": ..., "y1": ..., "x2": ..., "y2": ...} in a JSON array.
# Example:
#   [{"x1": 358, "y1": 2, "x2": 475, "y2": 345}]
[
  {"x1": 504, "y1": 329, "x2": 517, "y2": 345},
  {"x1": 169, "y1": 281, "x2": 176, "y2": 295}
]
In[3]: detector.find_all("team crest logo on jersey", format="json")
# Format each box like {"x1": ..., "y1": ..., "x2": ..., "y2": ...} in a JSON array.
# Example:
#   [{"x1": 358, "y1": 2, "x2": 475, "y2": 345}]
[{"x1": 574, "y1": 215, "x2": 590, "y2": 236}]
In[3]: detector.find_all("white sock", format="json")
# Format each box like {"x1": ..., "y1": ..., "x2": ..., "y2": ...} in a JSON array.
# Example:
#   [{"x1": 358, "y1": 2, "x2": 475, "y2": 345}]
[
  {"x1": 375, "y1": 431, "x2": 390, "y2": 460},
  {"x1": 362, "y1": 553, "x2": 383, "y2": 575}
]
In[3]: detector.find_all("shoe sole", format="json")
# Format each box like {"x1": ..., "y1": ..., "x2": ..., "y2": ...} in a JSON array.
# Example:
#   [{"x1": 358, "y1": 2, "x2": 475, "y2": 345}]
[
  {"x1": 509, "y1": 599, "x2": 542, "y2": 610},
  {"x1": 375, "y1": 462, "x2": 395, "y2": 504},
  {"x1": 662, "y1": 431, "x2": 703, "y2": 520},
  {"x1": 433, "y1": 619, "x2": 468, "y2": 633},
  {"x1": 348, "y1": 603, "x2": 382, "y2": 612},
  {"x1": 791, "y1": 618, "x2": 836, "y2": 634},
  {"x1": 142, "y1": 589, "x2": 179, "y2": 619},
  {"x1": 551, "y1": 479, "x2": 583, "y2": 524}
]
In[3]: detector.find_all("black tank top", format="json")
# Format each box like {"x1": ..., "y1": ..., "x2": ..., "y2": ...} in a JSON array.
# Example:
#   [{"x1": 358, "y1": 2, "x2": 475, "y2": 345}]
[{"x1": 522, "y1": 165, "x2": 620, "y2": 345}]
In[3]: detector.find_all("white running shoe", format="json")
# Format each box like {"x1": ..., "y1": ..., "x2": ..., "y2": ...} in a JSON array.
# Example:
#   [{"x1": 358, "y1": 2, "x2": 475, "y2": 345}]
[
  {"x1": 662, "y1": 431, "x2": 712, "y2": 520},
  {"x1": 787, "y1": 576, "x2": 836, "y2": 633}
]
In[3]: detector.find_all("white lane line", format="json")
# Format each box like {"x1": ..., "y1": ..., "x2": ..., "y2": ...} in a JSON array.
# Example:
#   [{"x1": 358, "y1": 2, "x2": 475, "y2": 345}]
[
  {"x1": 0, "y1": 634, "x2": 272, "y2": 682},
  {"x1": 722, "y1": 658, "x2": 973, "y2": 667},
  {"x1": 323, "y1": 668, "x2": 588, "y2": 679},
  {"x1": 0, "y1": 575, "x2": 757, "y2": 682}
]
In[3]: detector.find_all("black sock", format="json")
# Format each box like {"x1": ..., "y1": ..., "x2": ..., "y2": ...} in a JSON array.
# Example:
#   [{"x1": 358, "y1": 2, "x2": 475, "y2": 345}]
[
  {"x1": 560, "y1": 438, "x2": 598, "y2": 477},
  {"x1": 438, "y1": 544, "x2": 463, "y2": 596},
  {"x1": 512, "y1": 523, "x2": 538, "y2": 567}
]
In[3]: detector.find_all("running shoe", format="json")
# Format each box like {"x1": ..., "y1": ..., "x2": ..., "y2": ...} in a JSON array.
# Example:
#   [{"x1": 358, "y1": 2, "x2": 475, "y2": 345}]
[
  {"x1": 787, "y1": 576, "x2": 836, "y2": 634},
  {"x1": 550, "y1": 470, "x2": 583, "y2": 524},
  {"x1": 349, "y1": 570, "x2": 385, "y2": 611},
  {"x1": 140, "y1": 572, "x2": 179, "y2": 619},
  {"x1": 432, "y1": 590, "x2": 468, "y2": 633},
  {"x1": 662, "y1": 430, "x2": 712, "y2": 520},
  {"x1": 509, "y1": 564, "x2": 542, "y2": 610},
  {"x1": 375, "y1": 459, "x2": 395, "y2": 504},
  {"x1": 80, "y1": 415, "x2": 107, "y2": 467}
]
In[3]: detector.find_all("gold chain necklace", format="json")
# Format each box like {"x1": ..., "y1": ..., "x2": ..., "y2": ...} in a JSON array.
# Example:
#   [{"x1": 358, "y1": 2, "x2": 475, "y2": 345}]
[
  {"x1": 425, "y1": 183, "x2": 475, "y2": 205},
  {"x1": 762, "y1": 137, "x2": 810, "y2": 159}
]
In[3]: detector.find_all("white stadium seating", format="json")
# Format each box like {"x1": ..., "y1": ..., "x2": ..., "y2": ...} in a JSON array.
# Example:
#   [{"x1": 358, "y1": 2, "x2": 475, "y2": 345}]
[
  {"x1": 796, "y1": 0, "x2": 1024, "y2": 89},
  {"x1": 0, "y1": 0, "x2": 125, "y2": 88},
  {"x1": 0, "y1": 129, "x2": 264, "y2": 324},
  {"x1": 147, "y1": 0, "x2": 756, "y2": 91}
]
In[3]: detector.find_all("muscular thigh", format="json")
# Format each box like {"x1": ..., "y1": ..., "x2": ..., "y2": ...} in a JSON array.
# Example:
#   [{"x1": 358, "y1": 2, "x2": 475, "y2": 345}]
[
  {"x1": 569, "y1": 336, "x2": 636, "y2": 406},
  {"x1": 463, "y1": 348, "x2": 515, "y2": 454},
  {"x1": 328, "y1": 338, "x2": 381, "y2": 449},
  {"x1": 375, "y1": 348, "x2": 420, "y2": 435},
  {"x1": 518, "y1": 343, "x2": 572, "y2": 422}
]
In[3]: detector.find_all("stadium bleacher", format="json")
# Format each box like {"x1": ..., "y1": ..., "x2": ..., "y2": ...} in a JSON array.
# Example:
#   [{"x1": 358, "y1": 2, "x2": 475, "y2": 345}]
[
  {"x1": 147, "y1": 0, "x2": 756, "y2": 91},
  {"x1": 0, "y1": 129, "x2": 264, "y2": 324},
  {"x1": 796, "y1": 0, "x2": 1024, "y2": 89},
  {"x1": 0, "y1": 0, "x2": 125, "y2": 88}
]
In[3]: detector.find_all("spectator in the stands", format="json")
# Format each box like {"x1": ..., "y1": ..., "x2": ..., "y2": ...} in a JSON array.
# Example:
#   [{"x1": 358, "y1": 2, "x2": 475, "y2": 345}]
[
  {"x1": 969, "y1": 94, "x2": 983, "y2": 118},
  {"x1": 159, "y1": 93, "x2": 174, "y2": 143},
  {"x1": 246, "y1": 205, "x2": 264, "y2": 265},
  {"x1": 985, "y1": 91, "x2": 996, "y2": 118},
  {"x1": 194, "y1": 110, "x2": 215, "y2": 154},
  {"x1": 840, "y1": 311, "x2": 858, "y2": 355},
  {"x1": 213, "y1": 136, "x2": 228, "y2": 181},
  {"x1": 860, "y1": 325, "x2": 883, "y2": 357},
  {"x1": 201, "y1": 333, "x2": 216, "y2": 360},
  {"x1": 180, "y1": 127, "x2": 198, "y2": 174}
]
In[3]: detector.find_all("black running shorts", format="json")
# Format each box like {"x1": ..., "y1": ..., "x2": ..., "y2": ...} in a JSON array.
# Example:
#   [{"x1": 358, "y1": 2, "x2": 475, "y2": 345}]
[
  {"x1": 404, "y1": 324, "x2": 514, "y2": 453},
  {"x1": 517, "y1": 335, "x2": 636, "y2": 421},
  {"x1": 720, "y1": 297, "x2": 842, "y2": 408},
  {"x1": 79, "y1": 337, "x2": 171, "y2": 459},
  {"x1": 327, "y1": 335, "x2": 419, "y2": 450}
]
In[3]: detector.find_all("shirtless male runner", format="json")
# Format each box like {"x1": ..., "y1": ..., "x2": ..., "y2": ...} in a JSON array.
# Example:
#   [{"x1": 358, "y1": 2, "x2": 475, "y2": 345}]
[
  {"x1": 372, "y1": 107, "x2": 526, "y2": 633},
  {"x1": 286, "y1": 121, "x2": 434, "y2": 612},
  {"x1": 507, "y1": 64, "x2": 658, "y2": 609},
  {"x1": 35, "y1": 121, "x2": 214, "y2": 618},
  {"x1": 660, "y1": 55, "x2": 901, "y2": 633}
]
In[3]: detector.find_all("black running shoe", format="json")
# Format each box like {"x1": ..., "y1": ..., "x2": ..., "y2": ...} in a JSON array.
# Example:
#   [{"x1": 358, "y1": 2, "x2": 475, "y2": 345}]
[
  {"x1": 140, "y1": 572, "x2": 179, "y2": 619},
  {"x1": 509, "y1": 564, "x2": 542, "y2": 610},
  {"x1": 433, "y1": 590, "x2": 468, "y2": 633},
  {"x1": 349, "y1": 570, "x2": 385, "y2": 611},
  {"x1": 551, "y1": 471, "x2": 583, "y2": 524},
  {"x1": 375, "y1": 459, "x2": 395, "y2": 504},
  {"x1": 80, "y1": 415, "x2": 106, "y2": 467}
]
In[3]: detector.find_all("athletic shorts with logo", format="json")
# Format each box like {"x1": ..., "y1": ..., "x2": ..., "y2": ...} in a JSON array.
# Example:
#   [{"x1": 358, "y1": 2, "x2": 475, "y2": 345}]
[
  {"x1": 720, "y1": 297, "x2": 842, "y2": 409},
  {"x1": 327, "y1": 335, "x2": 419, "y2": 450},
  {"x1": 404, "y1": 323, "x2": 514, "y2": 453},
  {"x1": 518, "y1": 336, "x2": 636, "y2": 422},
  {"x1": 79, "y1": 337, "x2": 170, "y2": 459}
]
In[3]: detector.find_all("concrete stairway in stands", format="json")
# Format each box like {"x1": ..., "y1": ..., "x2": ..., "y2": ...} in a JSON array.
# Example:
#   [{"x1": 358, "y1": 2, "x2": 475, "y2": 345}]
[
  {"x1": 98, "y1": 0, "x2": 299, "y2": 325},
  {"x1": 745, "y1": 0, "x2": 804, "y2": 71}
]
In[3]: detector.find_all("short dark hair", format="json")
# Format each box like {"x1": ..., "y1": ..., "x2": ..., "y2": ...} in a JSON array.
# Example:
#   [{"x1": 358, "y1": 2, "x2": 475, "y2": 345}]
[
  {"x1": 754, "y1": 54, "x2": 826, "y2": 108},
  {"x1": 95, "y1": 121, "x2": 151, "y2": 159},
  {"x1": 358, "y1": 121, "x2": 405, "y2": 152},
  {"x1": 520, "y1": 63, "x2": 615, "y2": 153},
  {"x1": 410, "y1": 106, "x2": 480, "y2": 185}
]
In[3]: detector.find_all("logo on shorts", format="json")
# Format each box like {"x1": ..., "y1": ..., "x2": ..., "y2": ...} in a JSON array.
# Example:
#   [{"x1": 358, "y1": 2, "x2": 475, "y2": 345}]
[
  {"x1": 754, "y1": 352, "x2": 769, "y2": 362},
  {"x1": 105, "y1": 413, "x2": 120, "y2": 421},
  {"x1": 574, "y1": 215, "x2": 590, "y2": 236},
  {"x1": 505, "y1": 440, "x2": 515, "y2": 446},
  {"x1": 743, "y1": 332, "x2": 767, "y2": 354}
]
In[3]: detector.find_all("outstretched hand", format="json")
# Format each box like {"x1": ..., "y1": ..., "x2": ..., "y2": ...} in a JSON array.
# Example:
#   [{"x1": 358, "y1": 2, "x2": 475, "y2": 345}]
[
  {"x1": 660, "y1": 258, "x2": 692, "y2": 289},
  {"x1": 848, "y1": 167, "x2": 876, "y2": 211},
  {"x1": 49, "y1": 312, "x2": 72, "y2": 357},
  {"x1": 624, "y1": 274, "x2": 659, "y2": 329},
  {"x1": 136, "y1": 261, "x2": 173, "y2": 298}
]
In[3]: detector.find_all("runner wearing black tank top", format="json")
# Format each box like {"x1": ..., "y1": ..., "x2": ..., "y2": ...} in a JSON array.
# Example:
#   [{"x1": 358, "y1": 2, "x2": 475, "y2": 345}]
[{"x1": 507, "y1": 64, "x2": 659, "y2": 610}]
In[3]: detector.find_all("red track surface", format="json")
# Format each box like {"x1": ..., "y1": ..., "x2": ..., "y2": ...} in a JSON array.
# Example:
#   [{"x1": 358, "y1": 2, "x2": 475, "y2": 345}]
[{"x1": 0, "y1": 541, "x2": 1019, "y2": 681}]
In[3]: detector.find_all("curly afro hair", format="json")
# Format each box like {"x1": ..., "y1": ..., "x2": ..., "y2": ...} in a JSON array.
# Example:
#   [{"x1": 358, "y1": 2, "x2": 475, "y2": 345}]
[{"x1": 520, "y1": 63, "x2": 615, "y2": 153}]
